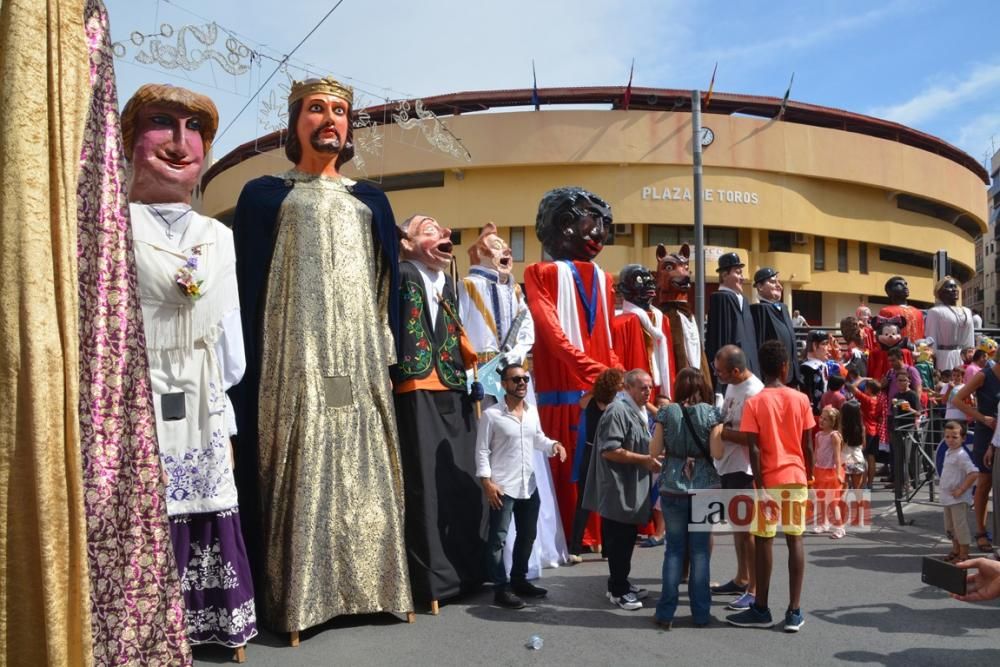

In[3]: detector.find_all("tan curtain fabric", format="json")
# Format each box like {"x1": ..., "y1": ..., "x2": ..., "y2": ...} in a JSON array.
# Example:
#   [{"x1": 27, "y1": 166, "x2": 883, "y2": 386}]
[{"x1": 0, "y1": 1, "x2": 93, "y2": 665}]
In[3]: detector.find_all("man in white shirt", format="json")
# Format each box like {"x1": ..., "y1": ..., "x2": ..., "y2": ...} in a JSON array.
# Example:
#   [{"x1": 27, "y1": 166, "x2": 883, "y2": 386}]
[
  {"x1": 711, "y1": 345, "x2": 764, "y2": 612},
  {"x1": 477, "y1": 363, "x2": 566, "y2": 609}
]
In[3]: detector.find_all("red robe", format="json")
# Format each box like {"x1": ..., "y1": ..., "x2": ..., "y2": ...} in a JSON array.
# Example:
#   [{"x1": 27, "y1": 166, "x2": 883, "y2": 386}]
[
  {"x1": 612, "y1": 312, "x2": 668, "y2": 401},
  {"x1": 525, "y1": 261, "x2": 621, "y2": 546},
  {"x1": 878, "y1": 305, "x2": 924, "y2": 342}
]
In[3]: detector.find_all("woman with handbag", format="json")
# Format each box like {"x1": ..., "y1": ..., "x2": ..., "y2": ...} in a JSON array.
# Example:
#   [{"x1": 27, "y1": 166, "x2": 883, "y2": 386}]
[{"x1": 650, "y1": 368, "x2": 724, "y2": 628}]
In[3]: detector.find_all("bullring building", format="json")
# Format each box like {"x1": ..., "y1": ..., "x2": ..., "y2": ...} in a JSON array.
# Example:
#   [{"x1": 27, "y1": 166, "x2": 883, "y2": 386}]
[{"x1": 199, "y1": 86, "x2": 988, "y2": 326}]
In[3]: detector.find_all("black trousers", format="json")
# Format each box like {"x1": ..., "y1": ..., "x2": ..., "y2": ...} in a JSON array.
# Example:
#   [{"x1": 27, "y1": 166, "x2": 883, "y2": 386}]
[
  {"x1": 602, "y1": 517, "x2": 638, "y2": 597},
  {"x1": 570, "y1": 444, "x2": 606, "y2": 555},
  {"x1": 485, "y1": 490, "x2": 540, "y2": 587}
]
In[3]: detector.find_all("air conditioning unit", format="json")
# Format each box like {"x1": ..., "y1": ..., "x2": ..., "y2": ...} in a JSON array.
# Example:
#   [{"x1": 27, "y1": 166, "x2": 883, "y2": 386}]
[
  {"x1": 791, "y1": 232, "x2": 808, "y2": 245},
  {"x1": 613, "y1": 223, "x2": 633, "y2": 236}
]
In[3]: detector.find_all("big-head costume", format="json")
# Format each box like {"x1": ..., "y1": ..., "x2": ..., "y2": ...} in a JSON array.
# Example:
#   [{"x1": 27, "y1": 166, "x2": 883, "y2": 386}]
[
  {"x1": 392, "y1": 214, "x2": 487, "y2": 605},
  {"x1": 124, "y1": 82, "x2": 258, "y2": 649},
  {"x1": 230, "y1": 76, "x2": 412, "y2": 633},
  {"x1": 523, "y1": 187, "x2": 621, "y2": 546},
  {"x1": 653, "y1": 244, "x2": 712, "y2": 390}
]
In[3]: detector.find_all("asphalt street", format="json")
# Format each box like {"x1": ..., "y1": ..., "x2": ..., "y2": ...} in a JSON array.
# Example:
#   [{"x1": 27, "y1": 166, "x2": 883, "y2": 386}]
[{"x1": 194, "y1": 489, "x2": 999, "y2": 667}]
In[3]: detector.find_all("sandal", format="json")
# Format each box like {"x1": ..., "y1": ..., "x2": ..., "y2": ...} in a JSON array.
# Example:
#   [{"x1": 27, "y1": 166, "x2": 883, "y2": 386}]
[
  {"x1": 944, "y1": 551, "x2": 960, "y2": 563},
  {"x1": 976, "y1": 532, "x2": 993, "y2": 552},
  {"x1": 639, "y1": 536, "x2": 665, "y2": 548}
]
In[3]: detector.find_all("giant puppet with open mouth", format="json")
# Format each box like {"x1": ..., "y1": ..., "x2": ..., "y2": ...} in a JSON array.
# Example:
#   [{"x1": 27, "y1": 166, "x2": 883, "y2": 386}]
[{"x1": 394, "y1": 213, "x2": 487, "y2": 610}]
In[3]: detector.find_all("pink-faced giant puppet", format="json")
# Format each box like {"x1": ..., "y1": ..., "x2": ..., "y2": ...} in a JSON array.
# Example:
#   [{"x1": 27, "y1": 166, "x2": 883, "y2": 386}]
[
  {"x1": 122, "y1": 83, "x2": 258, "y2": 650},
  {"x1": 393, "y1": 213, "x2": 487, "y2": 608},
  {"x1": 460, "y1": 223, "x2": 534, "y2": 371},
  {"x1": 229, "y1": 76, "x2": 412, "y2": 637},
  {"x1": 523, "y1": 187, "x2": 622, "y2": 550}
]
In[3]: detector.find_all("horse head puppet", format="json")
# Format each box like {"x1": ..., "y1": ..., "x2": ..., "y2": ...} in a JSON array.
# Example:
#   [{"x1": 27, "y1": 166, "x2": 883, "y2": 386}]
[{"x1": 655, "y1": 243, "x2": 692, "y2": 306}]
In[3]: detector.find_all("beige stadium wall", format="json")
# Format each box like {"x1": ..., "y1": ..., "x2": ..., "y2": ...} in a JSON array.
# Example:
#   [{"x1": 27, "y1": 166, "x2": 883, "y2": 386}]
[{"x1": 201, "y1": 109, "x2": 986, "y2": 324}]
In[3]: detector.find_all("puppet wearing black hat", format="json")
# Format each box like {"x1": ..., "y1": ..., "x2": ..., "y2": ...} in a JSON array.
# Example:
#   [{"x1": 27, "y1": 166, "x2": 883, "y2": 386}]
[
  {"x1": 749, "y1": 267, "x2": 801, "y2": 387},
  {"x1": 706, "y1": 252, "x2": 760, "y2": 392}
]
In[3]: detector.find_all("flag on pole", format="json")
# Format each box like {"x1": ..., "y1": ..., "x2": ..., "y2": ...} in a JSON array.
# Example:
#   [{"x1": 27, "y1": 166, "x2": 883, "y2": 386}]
[
  {"x1": 531, "y1": 60, "x2": 540, "y2": 111},
  {"x1": 776, "y1": 72, "x2": 794, "y2": 119},
  {"x1": 622, "y1": 59, "x2": 634, "y2": 110},
  {"x1": 704, "y1": 62, "x2": 718, "y2": 109}
]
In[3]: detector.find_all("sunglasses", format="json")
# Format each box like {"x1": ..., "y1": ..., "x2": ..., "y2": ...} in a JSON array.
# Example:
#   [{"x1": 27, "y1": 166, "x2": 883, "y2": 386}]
[{"x1": 506, "y1": 375, "x2": 530, "y2": 385}]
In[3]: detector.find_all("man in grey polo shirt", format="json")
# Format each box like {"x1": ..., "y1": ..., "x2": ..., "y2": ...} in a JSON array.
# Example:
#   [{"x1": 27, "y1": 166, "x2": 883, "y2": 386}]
[{"x1": 583, "y1": 369, "x2": 662, "y2": 610}]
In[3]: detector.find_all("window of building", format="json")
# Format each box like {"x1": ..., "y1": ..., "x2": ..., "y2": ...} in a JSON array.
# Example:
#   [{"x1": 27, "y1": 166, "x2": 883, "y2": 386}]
[
  {"x1": 510, "y1": 227, "x2": 525, "y2": 262},
  {"x1": 878, "y1": 247, "x2": 933, "y2": 270},
  {"x1": 837, "y1": 239, "x2": 848, "y2": 272},
  {"x1": 647, "y1": 225, "x2": 739, "y2": 248},
  {"x1": 813, "y1": 236, "x2": 825, "y2": 271},
  {"x1": 859, "y1": 241, "x2": 868, "y2": 274},
  {"x1": 768, "y1": 231, "x2": 792, "y2": 252}
]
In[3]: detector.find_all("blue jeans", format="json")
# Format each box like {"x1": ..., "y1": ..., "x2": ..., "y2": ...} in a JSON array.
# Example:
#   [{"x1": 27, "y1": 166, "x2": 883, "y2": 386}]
[
  {"x1": 655, "y1": 494, "x2": 711, "y2": 623},
  {"x1": 485, "y1": 490, "x2": 540, "y2": 587}
]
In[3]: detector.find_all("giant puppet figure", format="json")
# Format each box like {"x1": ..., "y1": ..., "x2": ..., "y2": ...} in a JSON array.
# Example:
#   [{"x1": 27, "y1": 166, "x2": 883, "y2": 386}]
[
  {"x1": 230, "y1": 76, "x2": 412, "y2": 638},
  {"x1": 459, "y1": 224, "x2": 567, "y2": 572},
  {"x1": 924, "y1": 276, "x2": 975, "y2": 372},
  {"x1": 653, "y1": 243, "x2": 712, "y2": 389},
  {"x1": 524, "y1": 187, "x2": 621, "y2": 545},
  {"x1": 613, "y1": 264, "x2": 672, "y2": 399},
  {"x1": 460, "y1": 223, "x2": 534, "y2": 371},
  {"x1": 706, "y1": 252, "x2": 760, "y2": 390},
  {"x1": 393, "y1": 214, "x2": 487, "y2": 610},
  {"x1": 3, "y1": 2, "x2": 190, "y2": 664},
  {"x1": 750, "y1": 267, "x2": 801, "y2": 387},
  {"x1": 878, "y1": 276, "x2": 924, "y2": 343},
  {"x1": 123, "y1": 84, "x2": 257, "y2": 652}
]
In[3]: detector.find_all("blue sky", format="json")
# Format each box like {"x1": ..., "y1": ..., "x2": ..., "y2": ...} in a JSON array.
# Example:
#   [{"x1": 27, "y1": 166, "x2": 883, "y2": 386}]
[{"x1": 105, "y1": 0, "x2": 1000, "y2": 170}]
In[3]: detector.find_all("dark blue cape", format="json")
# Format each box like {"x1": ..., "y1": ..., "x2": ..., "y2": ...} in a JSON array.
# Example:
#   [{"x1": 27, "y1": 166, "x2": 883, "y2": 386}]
[{"x1": 227, "y1": 175, "x2": 400, "y2": 590}]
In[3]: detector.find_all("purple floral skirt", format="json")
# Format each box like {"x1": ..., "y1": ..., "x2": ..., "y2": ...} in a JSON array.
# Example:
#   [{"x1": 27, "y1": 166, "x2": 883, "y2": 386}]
[{"x1": 170, "y1": 507, "x2": 258, "y2": 647}]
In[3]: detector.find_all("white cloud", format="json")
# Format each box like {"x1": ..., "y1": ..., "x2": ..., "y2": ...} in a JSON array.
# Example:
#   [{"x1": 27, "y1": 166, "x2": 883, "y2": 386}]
[
  {"x1": 107, "y1": 0, "x2": 693, "y2": 154},
  {"x1": 869, "y1": 62, "x2": 1000, "y2": 126},
  {"x1": 953, "y1": 111, "x2": 1000, "y2": 164},
  {"x1": 703, "y1": 0, "x2": 911, "y2": 67}
]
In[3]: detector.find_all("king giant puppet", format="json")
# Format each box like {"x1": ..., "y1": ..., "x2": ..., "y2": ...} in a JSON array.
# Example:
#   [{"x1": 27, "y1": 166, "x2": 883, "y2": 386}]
[{"x1": 524, "y1": 187, "x2": 622, "y2": 545}]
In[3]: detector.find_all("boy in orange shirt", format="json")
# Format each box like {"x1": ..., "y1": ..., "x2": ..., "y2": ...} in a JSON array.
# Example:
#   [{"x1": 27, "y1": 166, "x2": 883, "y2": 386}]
[{"x1": 728, "y1": 340, "x2": 815, "y2": 632}]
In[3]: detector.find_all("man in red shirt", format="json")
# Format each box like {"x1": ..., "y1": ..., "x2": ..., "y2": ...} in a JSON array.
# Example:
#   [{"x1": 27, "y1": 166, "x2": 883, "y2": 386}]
[{"x1": 728, "y1": 340, "x2": 814, "y2": 633}]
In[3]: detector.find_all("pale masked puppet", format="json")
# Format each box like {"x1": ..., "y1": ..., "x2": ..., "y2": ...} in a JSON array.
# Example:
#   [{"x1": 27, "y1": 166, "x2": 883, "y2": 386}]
[
  {"x1": 924, "y1": 276, "x2": 974, "y2": 372},
  {"x1": 229, "y1": 76, "x2": 412, "y2": 641},
  {"x1": 750, "y1": 267, "x2": 801, "y2": 387},
  {"x1": 393, "y1": 214, "x2": 486, "y2": 612},
  {"x1": 523, "y1": 187, "x2": 622, "y2": 551},
  {"x1": 460, "y1": 223, "x2": 535, "y2": 381},
  {"x1": 706, "y1": 252, "x2": 760, "y2": 391},
  {"x1": 122, "y1": 83, "x2": 257, "y2": 652}
]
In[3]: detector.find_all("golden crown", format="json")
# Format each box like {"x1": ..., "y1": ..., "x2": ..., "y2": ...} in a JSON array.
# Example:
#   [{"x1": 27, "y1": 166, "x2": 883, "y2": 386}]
[{"x1": 288, "y1": 76, "x2": 354, "y2": 107}]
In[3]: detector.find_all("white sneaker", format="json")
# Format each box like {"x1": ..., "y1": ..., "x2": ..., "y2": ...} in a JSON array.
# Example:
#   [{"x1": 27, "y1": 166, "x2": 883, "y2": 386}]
[
  {"x1": 830, "y1": 527, "x2": 846, "y2": 539},
  {"x1": 605, "y1": 584, "x2": 648, "y2": 601},
  {"x1": 610, "y1": 591, "x2": 643, "y2": 611}
]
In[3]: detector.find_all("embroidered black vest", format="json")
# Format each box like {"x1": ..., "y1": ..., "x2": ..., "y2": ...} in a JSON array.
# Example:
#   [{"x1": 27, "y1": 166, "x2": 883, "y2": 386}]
[{"x1": 392, "y1": 262, "x2": 467, "y2": 390}]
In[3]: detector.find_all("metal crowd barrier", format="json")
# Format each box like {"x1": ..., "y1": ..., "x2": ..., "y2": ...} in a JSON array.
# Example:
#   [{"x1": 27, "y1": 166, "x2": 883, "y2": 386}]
[{"x1": 891, "y1": 405, "x2": 941, "y2": 526}]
